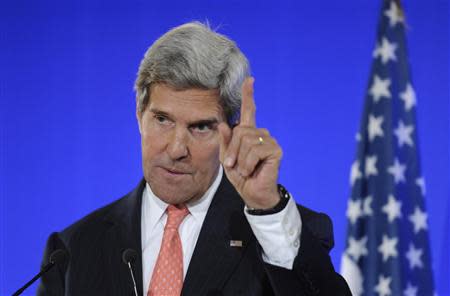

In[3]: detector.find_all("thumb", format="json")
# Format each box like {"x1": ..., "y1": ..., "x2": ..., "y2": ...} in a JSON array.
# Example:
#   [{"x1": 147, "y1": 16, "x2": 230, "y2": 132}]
[{"x1": 218, "y1": 122, "x2": 232, "y2": 164}]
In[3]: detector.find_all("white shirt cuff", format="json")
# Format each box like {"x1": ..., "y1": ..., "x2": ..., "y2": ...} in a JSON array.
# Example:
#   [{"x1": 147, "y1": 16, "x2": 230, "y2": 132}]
[{"x1": 244, "y1": 196, "x2": 302, "y2": 269}]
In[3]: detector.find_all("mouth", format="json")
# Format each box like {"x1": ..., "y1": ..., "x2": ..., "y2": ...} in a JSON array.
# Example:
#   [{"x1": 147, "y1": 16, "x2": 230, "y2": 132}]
[{"x1": 161, "y1": 167, "x2": 191, "y2": 176}]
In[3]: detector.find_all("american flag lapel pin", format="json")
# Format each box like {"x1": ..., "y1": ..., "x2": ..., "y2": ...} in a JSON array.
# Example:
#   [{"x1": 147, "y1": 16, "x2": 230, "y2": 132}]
[{"x1": 229, "y1": 240, "x2": 243, "y2": 247}]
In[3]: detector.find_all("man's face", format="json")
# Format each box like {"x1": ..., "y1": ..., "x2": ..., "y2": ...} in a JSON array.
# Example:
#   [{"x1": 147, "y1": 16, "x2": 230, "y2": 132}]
[{"x1": 137, "y1": 83, "x2": 225, "y2": 205}]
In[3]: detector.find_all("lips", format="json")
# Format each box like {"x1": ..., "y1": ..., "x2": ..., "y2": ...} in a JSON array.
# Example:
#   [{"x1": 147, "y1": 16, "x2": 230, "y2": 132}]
[
  {"x1": 166, "y1": 169, "x2": 187, "y2": 175},
  {"x1": 161, "y1": 167, "x2": 191, "y2": 175}
]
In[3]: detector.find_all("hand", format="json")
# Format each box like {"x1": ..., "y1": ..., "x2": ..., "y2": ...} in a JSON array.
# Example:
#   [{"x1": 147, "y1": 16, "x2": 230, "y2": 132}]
[{"x1": 218, "y1": 77, "x2": 283, "y2": 209}]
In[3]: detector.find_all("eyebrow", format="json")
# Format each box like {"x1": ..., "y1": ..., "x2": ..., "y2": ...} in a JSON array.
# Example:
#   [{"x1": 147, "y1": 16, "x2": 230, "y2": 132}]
[
  {"x1": 188, "y1": 118, "x2": 219, "y2": 129},
  {"x1": 149, "y1": 108, "x2": 219, "y2": 127},
  {"x1": 150, "y1": 108, "x2": 172, "y2": 119}
]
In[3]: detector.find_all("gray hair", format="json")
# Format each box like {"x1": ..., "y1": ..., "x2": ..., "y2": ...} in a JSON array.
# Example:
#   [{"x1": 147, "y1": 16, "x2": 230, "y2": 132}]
[{"x1": 134, "y1": 22, "x2": 250, "y2": 124}]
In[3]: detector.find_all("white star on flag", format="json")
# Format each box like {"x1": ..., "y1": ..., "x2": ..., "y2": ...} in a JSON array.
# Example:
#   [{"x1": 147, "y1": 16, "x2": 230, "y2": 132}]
[
  {"x1": 405, "y1": 243, "x2": 424, "y2": 270},
  {"x1": 384, "y1": 1, "x2": 404, "y2": 27},
  {"x1": 404, "y1": 282, "x2": 418, "y2": 296},
  {"x1": 370, "y1": 75, "x2": 391, "y2": 103},
  {"x1": 409, "y1": 206, "x2": 428, "y2": 233},
  {"x1": 378, "y1": 234, "x2": 398, "y2": 262},
  {"x1": 415, "y1": 177, "x2": 426, "y2": 196},
  {"x1": 387, "y1": 158, "x2": 406, "y2": 183},
  {"x1": 382, "y1": 194, "x2": 402, "y2": 222},
  {"x1": 346, "y1": 199, "x2": 363, "y2": 224},
  {"x1": 400, "y1": 83, "x2": 416, "y2": 111},
  {"x1": 368, "y1": 114, "x2": 384, "y2": 141},
  {"x1": 365, "y1": 155, "x2": 378, "y2": 177},
  {"x1": 394, "y1": 120, "x2": 414, "y2": 147},
  {"x1": 374, "y1": 274, "x2": 392, "y2": 296},
  {"x1": 363, "y1": 196, "x2": 373, "y2": 216},
  {"x1": 373, "y1": 37, "x2": 397, "y2": 64},
  {"x1": 347, "y1": 236, "x2": 368, "y2": 261},
  {"x1": 350, "y1": 160, "x2": 362, "y2": 186}
]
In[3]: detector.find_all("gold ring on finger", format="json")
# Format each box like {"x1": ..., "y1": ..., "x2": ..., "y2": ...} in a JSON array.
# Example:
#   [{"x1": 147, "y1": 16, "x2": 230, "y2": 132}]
[{"x1": 258, "y1": 136, "x2": 264, "y2": 145}]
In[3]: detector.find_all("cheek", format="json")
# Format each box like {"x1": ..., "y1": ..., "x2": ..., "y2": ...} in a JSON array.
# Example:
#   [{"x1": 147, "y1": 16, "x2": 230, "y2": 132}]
[
  {"x1": 192, "y1": 141, "x2": 221, "y2": 170},
  {"x1": 141, "y1": 130, "x2": 166, "y2": 159}
]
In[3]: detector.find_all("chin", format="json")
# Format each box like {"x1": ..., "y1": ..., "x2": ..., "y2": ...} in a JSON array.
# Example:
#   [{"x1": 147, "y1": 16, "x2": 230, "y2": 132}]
[
  {"x1": 152, "y1": 185, "x2": 198, "y2": 205},
  {"x1": 145, "y1": 170, "x2": 205, "y2": 205}
]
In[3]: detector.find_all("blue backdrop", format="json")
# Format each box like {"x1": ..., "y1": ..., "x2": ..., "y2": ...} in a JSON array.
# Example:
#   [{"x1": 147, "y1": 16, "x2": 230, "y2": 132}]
[{"x1": 1, "y1": 1, "x2": 449, "y2": 295}]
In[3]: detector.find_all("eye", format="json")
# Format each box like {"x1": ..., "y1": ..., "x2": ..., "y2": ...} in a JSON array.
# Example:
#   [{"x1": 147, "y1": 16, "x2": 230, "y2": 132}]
[
  {"x1": 192, "y1": 123, "x2": 212, "y2": 133},
  {"x1": 154, "y1": 114, "x2": 169, "y2": 124}
]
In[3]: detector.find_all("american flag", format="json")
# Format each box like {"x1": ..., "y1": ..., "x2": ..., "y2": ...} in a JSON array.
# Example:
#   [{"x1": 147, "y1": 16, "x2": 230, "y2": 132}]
[{"x1": 340, "y1": 1, "x2": 435, "y2": 295}]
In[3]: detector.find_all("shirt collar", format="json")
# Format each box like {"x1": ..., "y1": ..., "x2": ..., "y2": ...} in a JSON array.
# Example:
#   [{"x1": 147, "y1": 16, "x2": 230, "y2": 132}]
[{"x1": 143, "y1": 166, "x2": 223, "y2": 230}]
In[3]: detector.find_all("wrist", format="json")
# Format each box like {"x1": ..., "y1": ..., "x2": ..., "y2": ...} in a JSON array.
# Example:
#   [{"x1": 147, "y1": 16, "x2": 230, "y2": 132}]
[
  {"x1": 246, "y1": 190, "x2": 280, "y2": 210},
  {"x1": 246, "y1": 184, "x2": 290, "y2": 215}
]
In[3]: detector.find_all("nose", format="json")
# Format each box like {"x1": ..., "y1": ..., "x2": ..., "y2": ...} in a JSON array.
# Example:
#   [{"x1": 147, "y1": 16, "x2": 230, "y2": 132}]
[{"x1": 166, "y1": 126, "x2": 189, "y2": 161}]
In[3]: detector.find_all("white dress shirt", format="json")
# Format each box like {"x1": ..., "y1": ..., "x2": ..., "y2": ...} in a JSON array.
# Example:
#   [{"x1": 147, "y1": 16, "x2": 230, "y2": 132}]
[{"x1": 141, "y1": 166, "x2": 302, "y2": 294}]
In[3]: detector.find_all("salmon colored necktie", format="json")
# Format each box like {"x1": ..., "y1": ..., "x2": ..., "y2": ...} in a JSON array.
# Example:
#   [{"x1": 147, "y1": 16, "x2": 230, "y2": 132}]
[{"x1": 148, "y1": 205, "x2": 189, "y2": 296}]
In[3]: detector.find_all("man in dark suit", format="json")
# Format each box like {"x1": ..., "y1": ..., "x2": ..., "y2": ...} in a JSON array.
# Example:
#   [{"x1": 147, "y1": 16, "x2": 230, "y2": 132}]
[{"x1": 38, "y1": 22, "x2": 351, "y2": 296}]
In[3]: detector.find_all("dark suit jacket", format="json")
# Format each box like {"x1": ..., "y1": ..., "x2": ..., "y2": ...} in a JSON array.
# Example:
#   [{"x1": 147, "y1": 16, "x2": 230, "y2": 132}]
[{"x1": 37, "y1": 177, "x2": 351, "y2": 296}]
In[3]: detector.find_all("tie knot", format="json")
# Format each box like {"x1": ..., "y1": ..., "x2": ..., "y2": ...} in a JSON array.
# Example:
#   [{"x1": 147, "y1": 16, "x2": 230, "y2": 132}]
[{"x1": 165, "y1": 204, "x2": 189, "y2": 229}]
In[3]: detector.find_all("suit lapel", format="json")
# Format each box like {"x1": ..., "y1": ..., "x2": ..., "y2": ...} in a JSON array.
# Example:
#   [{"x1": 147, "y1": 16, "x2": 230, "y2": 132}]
[
  {"x1": 103, "y1": 180, "x2": 146, "y2": 296},
  {"x1": 101, "y1": 177, "x2": 255, "y2": 296},
  {"x1": 181, "y1": 177, "x2": 256, "y2": 296}
]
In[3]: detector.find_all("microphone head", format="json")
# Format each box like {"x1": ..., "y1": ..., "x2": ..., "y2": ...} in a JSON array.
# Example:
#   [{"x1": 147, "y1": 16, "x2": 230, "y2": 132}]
[
  {"x1": 49, "y1": 249, "x2": 68, "y2": 266},
  {"x1": 122, "y1": 248, "x2": 138, "y2": 265}
]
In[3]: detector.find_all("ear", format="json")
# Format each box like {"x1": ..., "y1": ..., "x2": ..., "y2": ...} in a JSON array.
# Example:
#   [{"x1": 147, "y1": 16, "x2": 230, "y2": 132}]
[{"x1": 136, "y1": 100, "x2": 142, "y2": 134}]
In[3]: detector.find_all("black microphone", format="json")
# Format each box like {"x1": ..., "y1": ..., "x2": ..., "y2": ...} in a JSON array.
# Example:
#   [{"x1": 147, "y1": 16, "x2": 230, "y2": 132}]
[
  {"x1": 12, "y1": 249, "x2": 68, "y2": 296},
  {"x1": 122, "y1": 248, "x2": 139, "y2": 296}
]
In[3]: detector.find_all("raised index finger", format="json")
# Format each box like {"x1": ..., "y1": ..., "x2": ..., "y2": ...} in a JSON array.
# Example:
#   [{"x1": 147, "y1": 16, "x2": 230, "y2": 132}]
[{"x1": 240, "y1": 77, "x2": 256, "y2": 127}]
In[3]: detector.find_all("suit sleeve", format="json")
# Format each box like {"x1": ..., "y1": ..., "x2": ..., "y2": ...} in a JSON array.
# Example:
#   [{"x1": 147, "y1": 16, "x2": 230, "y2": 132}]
[
  {"x1": 263, "y1": 212, "x2": 352, "y2": 296},
  {"x1": 36, "y1": 232, "x2": 68, "y2": 296}
]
